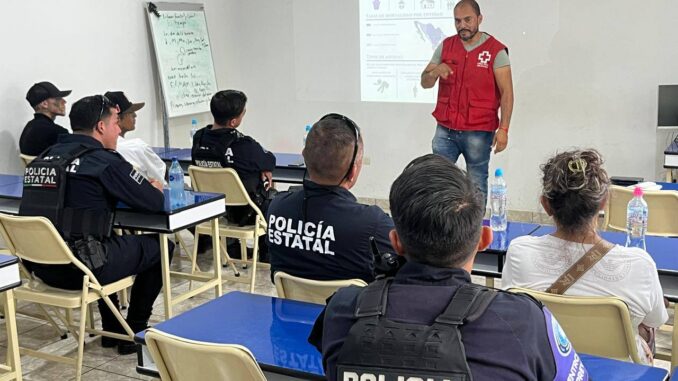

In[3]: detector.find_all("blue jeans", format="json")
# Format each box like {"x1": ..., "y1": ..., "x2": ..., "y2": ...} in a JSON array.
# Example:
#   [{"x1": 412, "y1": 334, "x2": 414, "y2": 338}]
[{"x1": 432, "y1": 125, "x2": 494, "y2": 206}]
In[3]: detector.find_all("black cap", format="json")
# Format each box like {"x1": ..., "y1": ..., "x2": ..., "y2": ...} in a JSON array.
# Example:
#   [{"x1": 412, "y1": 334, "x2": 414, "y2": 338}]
[
  {"x1": 26, "y1": 81, "x2": 71, "y2": 107},
  {"x1": 104, "y1": 91, "x2": 145, "y2": 114}
]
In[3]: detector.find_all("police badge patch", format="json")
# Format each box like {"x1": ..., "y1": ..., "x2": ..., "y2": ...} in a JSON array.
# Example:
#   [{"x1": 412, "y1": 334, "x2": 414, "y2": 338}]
[{"x1": 129, "y1": 169, "x2": 144, "y2": 184}]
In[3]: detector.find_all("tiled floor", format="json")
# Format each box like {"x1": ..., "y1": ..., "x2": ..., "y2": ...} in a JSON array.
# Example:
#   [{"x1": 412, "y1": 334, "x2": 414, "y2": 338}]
[{"x1": 1, "y1": 230, "x2": 674, "y2": 380}]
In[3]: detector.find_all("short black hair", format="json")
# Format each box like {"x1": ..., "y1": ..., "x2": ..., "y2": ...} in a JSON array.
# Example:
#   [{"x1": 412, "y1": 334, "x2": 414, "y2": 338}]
[
  {"x1": 455, "y1": 0, "x2": 481, "y2": 15},
  {"x1": 303, "y1": 115, "x2": 362, "y2": 184},
  {"x1": 389, "y1": 154, "x2": 485, "y2": 267},
  {"x1": 210, "y1": 90, "x2": 247, "y2": 125},
  {"x1": 69, "y1": 95, "x2": 117, "y2": 132}
]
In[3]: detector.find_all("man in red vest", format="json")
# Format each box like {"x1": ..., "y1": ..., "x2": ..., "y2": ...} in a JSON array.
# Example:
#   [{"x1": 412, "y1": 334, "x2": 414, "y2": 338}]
[{"x1": 421, "y1": 0, "x2": 513, "y2": 206}]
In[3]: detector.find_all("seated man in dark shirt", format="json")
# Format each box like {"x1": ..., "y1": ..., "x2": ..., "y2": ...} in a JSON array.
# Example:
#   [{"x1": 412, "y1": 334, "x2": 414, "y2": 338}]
[
  {"x1": 19, "y1": 81, "x2": 71, "y2": 156},
  {"x1": 191, "y1": 89, "x2": 275, "y2": 225},
  {"x1": 267, "y1": 114, "x2": 394, "y2": 283},
  {"x1": 309, "y1": 154, "x2": 589, "y2": 381},
  {"x1": 20, "y1": 95, "x2": 172, "y2": 355}
]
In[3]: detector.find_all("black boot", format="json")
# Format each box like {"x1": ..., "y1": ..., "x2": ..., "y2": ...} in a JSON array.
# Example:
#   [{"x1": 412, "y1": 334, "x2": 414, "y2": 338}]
[{"x1": 117, "y1": 320, "x2": 149, "y2": 355}]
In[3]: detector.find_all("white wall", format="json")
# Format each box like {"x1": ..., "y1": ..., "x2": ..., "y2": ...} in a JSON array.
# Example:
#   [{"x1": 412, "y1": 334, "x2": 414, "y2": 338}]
[{"x1": 2, "y1": 0, "x2": 677, "y2": 212}]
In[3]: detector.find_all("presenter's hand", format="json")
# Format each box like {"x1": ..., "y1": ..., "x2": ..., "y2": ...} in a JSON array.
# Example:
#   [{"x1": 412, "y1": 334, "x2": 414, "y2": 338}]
[
  {"x1": 493, "y1": 129, "x2": 508, "y2": 153},
  {"x1": 435, "y1": 63, "x2": 453, "y2": 80},
  {"x1": 262, "y1": 171, "x2": 273, "y2": 190}
]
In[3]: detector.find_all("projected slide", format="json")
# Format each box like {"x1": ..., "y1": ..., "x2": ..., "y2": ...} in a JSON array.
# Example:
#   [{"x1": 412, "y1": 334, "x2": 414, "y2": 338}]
[{"x1": 360, "y1": 0, "x2": 457, "y2": 103}]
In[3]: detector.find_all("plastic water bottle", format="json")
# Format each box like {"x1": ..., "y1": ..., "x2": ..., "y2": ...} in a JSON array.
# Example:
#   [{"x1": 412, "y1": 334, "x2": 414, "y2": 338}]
[
  {"x1": 625, "y1": 186, "x2": 648, "y2": 250},
  {"x1": 490, "y1": 168, "x2": 507, "y2": 231},
  {"x1": 168, "y1": 157, "x2": 185, "y2": 208},
  {"x1": 303, "y1": 124, "x2": 312, "y2": 147},
  {"x1": 189, "y1": 118, "x2": 199, "y2": 143}
]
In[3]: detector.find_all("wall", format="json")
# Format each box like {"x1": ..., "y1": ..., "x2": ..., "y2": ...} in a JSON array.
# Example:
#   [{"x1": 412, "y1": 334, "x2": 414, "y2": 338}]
[{"x1": 2, "y1": 0, "x2": 677, "y2": 212}]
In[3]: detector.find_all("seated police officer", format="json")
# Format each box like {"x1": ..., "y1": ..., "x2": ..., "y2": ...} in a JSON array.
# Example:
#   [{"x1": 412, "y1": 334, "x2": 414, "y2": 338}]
[
  {"x1": 192, "y1": 90, "x2": 275, "y2": 225},
  {"x1": 19, "y1": 94, "x2": 173, "y2": 355},
  {"x1": 267, "y1": 114, "x2": 394, "y2": 283},
  {"x1": 19, "y1": 81, "x2": 71, "y2": 156},
  {"x1": 309, "y1": 154, "x2": 589, "y2": 381}
]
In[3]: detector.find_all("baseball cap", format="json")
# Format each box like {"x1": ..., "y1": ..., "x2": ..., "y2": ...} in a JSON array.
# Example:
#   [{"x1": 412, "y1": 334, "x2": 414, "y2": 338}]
[
  {"x1": 26, "y1": 81, "x2": 71, "y2": 107},
  {"x1": 104, "y1": 91, "x2": 145, "y2": 114}
]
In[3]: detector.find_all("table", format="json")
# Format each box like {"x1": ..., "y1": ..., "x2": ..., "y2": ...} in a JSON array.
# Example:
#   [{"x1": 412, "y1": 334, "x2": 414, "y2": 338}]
[
  {"x1": 135, "y1": 291, "x2": 325, "y2": 380},
  {"x1": 0, "y1": 254, "x2": 22, "y2": 380},
  {"x1": 134, "y1": 291, "x2": 669, "y2": 381},
  {"x1": 0, "y1": 174, "x2": 226, "y2": 319},
  {"x1": 154, "y1": 147, "x2": 307, "y2": 184}
]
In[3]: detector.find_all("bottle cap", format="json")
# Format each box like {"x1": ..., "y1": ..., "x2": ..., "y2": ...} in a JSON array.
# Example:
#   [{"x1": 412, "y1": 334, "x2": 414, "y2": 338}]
[
  {"x1": 305, "y1": 124, "x2": 312, "y2": 131},
  {"x1": 192, "y1": 118, "x2": 197, "y2": 124},
  {"x1": 495, "y1": 168, "x2": 504, "y2": 177},
  {"x1": 172, "y1": 156, "x2": 178, "y2": 161},
  {"x1": 633, "y1": 186, "x2": 643, "y2": 197}
]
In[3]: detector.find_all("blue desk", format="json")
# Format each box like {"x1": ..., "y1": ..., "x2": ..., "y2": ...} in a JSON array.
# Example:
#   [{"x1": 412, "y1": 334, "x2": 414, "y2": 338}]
[
  {"x1": 154, "y1": 147, "x2": 307, "y2": 184},
  {"x1": 659, "y1": 182, "x2": 678, "y2": 191},
  {"x1": 136, "y1": 291, "x2": 325, "y2": 380},
  {"x1": 0, "y1": 174, "x2": 23, "y2": 187},
  {"x1": 135, "y1": 291, "x2": 668, "y2": 381}
]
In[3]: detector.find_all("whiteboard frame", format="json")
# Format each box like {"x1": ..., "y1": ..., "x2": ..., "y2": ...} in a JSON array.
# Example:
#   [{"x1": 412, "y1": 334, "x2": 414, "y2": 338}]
[{"x1": 145, "y1": 2, "x2": 219, "y2": 127}]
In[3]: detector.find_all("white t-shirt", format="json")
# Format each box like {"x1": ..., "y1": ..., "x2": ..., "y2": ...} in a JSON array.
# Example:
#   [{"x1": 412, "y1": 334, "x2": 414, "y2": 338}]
[
  {"x1": 502, "y1": 235, "x2": 667, "y2": 363},
  {"x1": 502, "y1": 234, "x2": 667, "y2": 329},
  {"x1": 116, "y1": 136, "x2": 166, "y2": 183}
]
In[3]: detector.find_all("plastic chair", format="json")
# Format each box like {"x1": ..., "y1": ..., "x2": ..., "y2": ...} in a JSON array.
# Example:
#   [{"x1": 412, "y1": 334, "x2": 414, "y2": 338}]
[
  {"x1": 18, "y1": 154, "x2": 36, "y2": 167},
  {"x1": 188, "y1": 166, "x2": 267, "y2": 293},
  {"x1": 509, "y1": 287, "x2": 642, "y2": 363},
  {"x1": 274, "y1": 271, "x2": 367, "y2": 305},
  {"x1": 604, "y1": 185, "x2": 678, "y2": 236},
  {"x1": 145, "y1": 328, "x2": 267, "y2": 381},
  {"x1": 0, "y1": 214, "x2": 135, "y2": 381}
]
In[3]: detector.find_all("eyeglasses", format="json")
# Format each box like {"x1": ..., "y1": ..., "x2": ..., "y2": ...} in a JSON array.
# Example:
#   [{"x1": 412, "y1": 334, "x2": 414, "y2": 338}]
[
  {"x1": 96, "y1": 95, "x2": 120, "y2": 125},
  {"x1": 319, "y1": 113, "x2": 360, "y2": 185}
]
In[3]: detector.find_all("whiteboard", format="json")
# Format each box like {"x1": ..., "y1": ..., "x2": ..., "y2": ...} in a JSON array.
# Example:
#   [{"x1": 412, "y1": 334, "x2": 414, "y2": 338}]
[{"x1": 146, "y1": 2, "x2": 218, "y2": 118}]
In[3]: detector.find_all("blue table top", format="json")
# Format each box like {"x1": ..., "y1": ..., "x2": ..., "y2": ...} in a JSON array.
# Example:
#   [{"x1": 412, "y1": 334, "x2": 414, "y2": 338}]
[
  {"x1": 116, "y1": 189, "x2": 224, "y2": 214},
  {"x1": 531, "y1": 226, "x2": 678, "y2": 274},
  {"x1": 0, "y1": 174, "x2": 23, "y2": 187},
  {"x1": 579, "y1": 353, "x2": 668, "y2": 380},
  {"x1": 154, "y1": 147, "x2": 305, "y2": 169},
  {"x1": 136, "y1": 291, "x2": 325, "y2": 378},
  {"x1": 658, "y1": 182, "x2": 678, "y2": 191},
  {"x1": 0, "y1": 181, "x2": 22, "y2": 200},
  {"x1": 482, "y1": 221, "x2": 540, "y2": 252},
  {"x1": 135, "y1": 291, "x2": 667, "y2": 380}
]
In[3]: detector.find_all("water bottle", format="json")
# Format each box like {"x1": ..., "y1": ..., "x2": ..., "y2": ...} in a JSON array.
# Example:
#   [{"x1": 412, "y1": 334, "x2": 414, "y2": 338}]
[
  {"x1": 189, "y1": 118, "x2": 199, "y2": 143},
  {"x1": 168, "y1": 157, "x2": 185, "y2": 208},
  {"x1": 303, "y1": 124, "x2": 312, "y2": 147},
  {"x1": 625, "y1": 186, "x2": 648, "y2": 250},
  {"x1": 490, "y1": 168, "x2": 507, "y2": 231}
]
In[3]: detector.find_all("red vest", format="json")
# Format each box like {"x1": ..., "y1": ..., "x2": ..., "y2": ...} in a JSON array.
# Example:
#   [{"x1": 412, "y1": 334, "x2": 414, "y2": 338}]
[{"x1": 432, "y1": 34, "x2": 507, "y2": 132}]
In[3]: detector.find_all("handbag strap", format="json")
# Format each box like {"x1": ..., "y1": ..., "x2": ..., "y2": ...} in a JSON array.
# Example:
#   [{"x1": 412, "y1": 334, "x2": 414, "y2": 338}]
[{"x1": 546, "y1": 239, "x2": 615, "y2": 295}]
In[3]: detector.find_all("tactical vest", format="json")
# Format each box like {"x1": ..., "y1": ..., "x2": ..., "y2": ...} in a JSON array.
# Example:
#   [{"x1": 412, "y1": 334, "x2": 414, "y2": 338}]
[
  {"x1": 336, "y1": 279, "x2": 497, "y2": 381},
  {"x1": 191, "y1": 127, "x2": 237, "y2": 169},
  {"x1": 19, "y1": 145, "x2": 112, "y2": 240}
]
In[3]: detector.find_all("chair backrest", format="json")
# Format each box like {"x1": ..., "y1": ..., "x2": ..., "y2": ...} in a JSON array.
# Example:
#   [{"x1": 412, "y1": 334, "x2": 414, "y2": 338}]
[
  {"x1": 604, "y1": 185, "x2": 678, "y2": 236},
  {"x1": 145, "y1": 328, "x2": 267, "y2": 381},
  {"x1": 0, "y1": 214, "x2": 96, "y2": 278},
  {"x1": 188, "y1": 166, "x2": 258, "y2": 208},
  {"x1": 509, "y1": 287, "x2": 641, "y2": 363},
  {"x1": 19, "y1": 154, "x2": 36, "y2": 167},
  {"x1": 274, "y1": 271, "x2": 367, "y2": 305}
]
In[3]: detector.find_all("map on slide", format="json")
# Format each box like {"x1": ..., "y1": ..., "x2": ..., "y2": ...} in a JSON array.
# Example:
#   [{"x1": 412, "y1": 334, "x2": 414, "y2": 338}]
[{"x1": 360, "y1": 0, "x2": 457, "y2": 103}]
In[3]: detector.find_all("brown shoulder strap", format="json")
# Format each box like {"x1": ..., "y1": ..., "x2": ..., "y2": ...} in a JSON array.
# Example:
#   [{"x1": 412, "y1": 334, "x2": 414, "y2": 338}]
[{"x1": 546, "y1": 240, "x2": 615, "y2": 295}]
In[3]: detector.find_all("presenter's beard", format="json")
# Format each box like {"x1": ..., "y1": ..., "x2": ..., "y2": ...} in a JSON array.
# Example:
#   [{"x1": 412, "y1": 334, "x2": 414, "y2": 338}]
[{"x1": 458, "y1": 28, "x2": 477, "y2": 41}]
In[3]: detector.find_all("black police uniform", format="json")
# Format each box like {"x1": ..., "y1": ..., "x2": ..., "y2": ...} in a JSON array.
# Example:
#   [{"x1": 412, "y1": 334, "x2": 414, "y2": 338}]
[
  {"x1": 191, "y1": 125, "x2": 275, "y2": 224},
  {"x1": 19, "y1": 113, "x2": 70, "y2": 156},
  {"x1": 21, "y1": 134, "x2": 173, "y2": 334},
  {"x1": 267, "y1": 180, "x2": 394, "y2": 283},
  {"x1": 310, "y1": 261, "x2": 589, "y2": 381}
]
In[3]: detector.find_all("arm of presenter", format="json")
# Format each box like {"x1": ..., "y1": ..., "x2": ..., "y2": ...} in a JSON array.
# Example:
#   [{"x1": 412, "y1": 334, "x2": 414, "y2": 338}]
[
  {"x1": 492, "y1": 65, "x2": 514, "y2": 153},
  {"x1": 420, "y1": 63, "x2": 452, "y2": 89}
]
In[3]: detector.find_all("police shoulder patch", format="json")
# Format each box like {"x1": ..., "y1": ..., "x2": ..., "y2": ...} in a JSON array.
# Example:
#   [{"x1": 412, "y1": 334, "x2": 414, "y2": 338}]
[{"x1": 129, "y1": 169, "x2": 144, "y2": 184}]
